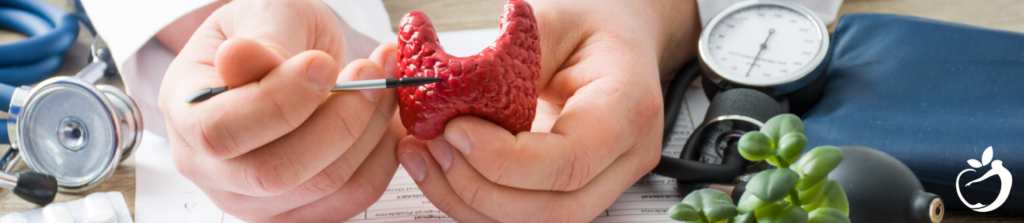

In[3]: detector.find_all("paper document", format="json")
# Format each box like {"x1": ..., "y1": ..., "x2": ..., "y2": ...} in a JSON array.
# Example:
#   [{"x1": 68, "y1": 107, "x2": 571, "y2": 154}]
[{"x1": 135, "y1": 28, "x2": 711, "y2": 222}]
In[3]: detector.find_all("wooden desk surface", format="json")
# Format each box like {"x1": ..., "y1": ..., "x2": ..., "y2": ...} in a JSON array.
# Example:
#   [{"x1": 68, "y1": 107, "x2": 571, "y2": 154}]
[{"x1": 1, "y1": 0, "x2": 1023, "y2": 222}]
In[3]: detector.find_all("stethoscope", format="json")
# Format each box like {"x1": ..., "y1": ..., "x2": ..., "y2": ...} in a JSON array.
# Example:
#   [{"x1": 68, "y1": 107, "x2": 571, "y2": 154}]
[{"x1": 0, "y1": 0, "x2": 143, "y2": 205}]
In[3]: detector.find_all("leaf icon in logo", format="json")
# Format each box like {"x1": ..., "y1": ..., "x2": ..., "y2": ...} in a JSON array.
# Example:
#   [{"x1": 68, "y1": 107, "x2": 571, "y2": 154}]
[
  {"x1": 968, "y1": 159, "x2": 983, "y2": 168},
  {"x1": 983, "y1": 146, "x2": 994, "y2": 166}
]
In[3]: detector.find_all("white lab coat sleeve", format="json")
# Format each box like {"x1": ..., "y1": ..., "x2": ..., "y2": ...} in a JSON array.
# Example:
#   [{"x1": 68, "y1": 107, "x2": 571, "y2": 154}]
[
  {"x1": 80, "y1": 0, "x2": 395, "y2": 138},
  {"x1": 697, "y1": 0, "x2": 845, "y2": 27},
  {"x1": 79, "y1": 0, "x2": 217, "y2": 68}
]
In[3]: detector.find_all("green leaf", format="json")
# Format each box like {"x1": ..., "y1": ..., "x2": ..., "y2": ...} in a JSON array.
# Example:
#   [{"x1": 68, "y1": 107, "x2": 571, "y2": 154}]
[
  {"x1": 725, "y1": 212, "x2": 757, "y2": 223},
  {"x1": 807, "y1": 207, "x2": 850, "y2": 223},
  {"x1": 802, "y1": 179, "x2": 850, "y2": 215},
  {"x1": 760, "y1": 114, "x2": 805, "y2": 143},
  {"x1": 704, "y1": 200, "x2": 739, "y2": 221},
  {"x1": 682, "y1": 189, "x2": 734, "y2": 209},
  {"x1": 681, "y1": 189, "x2": 739, "y2": 222},
  {"x1": 777, "y1": 132, "x2": 807, "y2": 159},
  {"x1": 738, "y1": 131, "x2": 773, "y2": 161},
  {"x1": 790, "y1": 146, "x2": 844, "y2": 190},
  {"x1": 745, "y1": 169, "x2": 800, "y2": 202},
  {"x1": 737, "y1": 191, "x2": 771, "y2": 213},
  {"x1": 669, "y1": 203, "x2": 699, "y2": 221},
  {"x1": 754, "y1": 202, "x2": 808, "y2": 223},
  {"x1": 794, "y1": 177, "x2": 828, "y2": 204}
]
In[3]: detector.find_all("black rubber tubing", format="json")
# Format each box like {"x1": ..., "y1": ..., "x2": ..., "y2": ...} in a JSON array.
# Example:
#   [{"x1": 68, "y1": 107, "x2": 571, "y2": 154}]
[{"x1": 653, "y1": 60, "x2": 786, "y2": 183}]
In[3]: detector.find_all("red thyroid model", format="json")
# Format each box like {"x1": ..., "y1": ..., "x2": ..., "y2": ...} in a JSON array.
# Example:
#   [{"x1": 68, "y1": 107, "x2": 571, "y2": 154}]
[{"x1": 397, "y1": 0, "x2": 540, "y2": 140}]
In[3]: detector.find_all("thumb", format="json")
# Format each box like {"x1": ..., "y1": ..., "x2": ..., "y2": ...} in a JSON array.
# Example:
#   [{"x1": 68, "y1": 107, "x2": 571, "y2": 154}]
[{"x1": 215, "y1": 37, "x2": 287, "y2": 87}]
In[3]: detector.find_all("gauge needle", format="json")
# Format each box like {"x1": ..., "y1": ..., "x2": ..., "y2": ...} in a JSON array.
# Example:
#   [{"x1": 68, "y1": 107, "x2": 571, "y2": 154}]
[{"x1": 746, "y1": 28, "x2": 775, "y2": 77}]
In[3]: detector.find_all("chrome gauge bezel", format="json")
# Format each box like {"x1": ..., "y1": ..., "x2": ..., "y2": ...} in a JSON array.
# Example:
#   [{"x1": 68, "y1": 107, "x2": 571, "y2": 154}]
[{"x1": 698, "y1": 0, "x2": 830, "y2": 87}]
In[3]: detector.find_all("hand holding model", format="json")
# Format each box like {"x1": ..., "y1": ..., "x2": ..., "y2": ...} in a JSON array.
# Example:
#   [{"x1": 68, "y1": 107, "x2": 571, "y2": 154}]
[{"x1": 394, "y1": 0, "x2": 701, "y2": 221}]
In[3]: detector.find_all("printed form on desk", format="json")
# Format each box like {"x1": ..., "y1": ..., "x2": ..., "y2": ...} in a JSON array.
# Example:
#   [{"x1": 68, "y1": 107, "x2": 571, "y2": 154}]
[{"x1": 135, "y1": 28, "x2": 711, "y2": 223}]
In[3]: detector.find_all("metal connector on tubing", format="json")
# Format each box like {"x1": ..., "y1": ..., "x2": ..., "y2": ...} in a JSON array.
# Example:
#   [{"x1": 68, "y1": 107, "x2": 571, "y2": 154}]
[{"x1": 0, "y1": 171, "x2": 17, "y2": 190}]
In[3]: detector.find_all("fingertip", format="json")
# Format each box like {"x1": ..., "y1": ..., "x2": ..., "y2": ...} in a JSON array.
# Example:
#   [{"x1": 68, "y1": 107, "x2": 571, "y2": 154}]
[
  {"x1": 443, "y1": 127, "x2": 471, "y2": 156},
  {"x1": 340, "y1": 59, "x2": 385, "y2": 102},
  {"x1": 369, "y1": 43, "x2": 398, "y2": 79},
  {"x1": 397, "y1": 136, "x2": 431, "y2": 182},
  {"x1": 358, "y1": 60, "x2": 385, "y2": 81},
  {"x1": 397, "y1": 135, "x2": 427, "y2": 155},
  {"x1": 383, "y1": 49, "x2": 397, "y2": 79},
  {"x1": 399, "y1": 150, "x2": 427, "y2": 182},
  {"x1": 427, "y1": 138, "x2": 454, "y2": 171},
  {"x1": 443, "y1": 117, "x2": 514, "y2": 154},
  {"x1": 445, "y1": 116, "x2": 505, "y2": 132},
  {"x1": 340, "y1": 59, "x2": 385, "y2": 80},
  {"x1": 303, "y1": 51, "x2": 340, "y2": 93}
]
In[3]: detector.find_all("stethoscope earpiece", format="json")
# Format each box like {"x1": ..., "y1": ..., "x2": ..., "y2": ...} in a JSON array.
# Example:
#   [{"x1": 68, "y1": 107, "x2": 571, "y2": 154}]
[{"x1": 0, "y1": 171, "x2": 58, "y2": 206}]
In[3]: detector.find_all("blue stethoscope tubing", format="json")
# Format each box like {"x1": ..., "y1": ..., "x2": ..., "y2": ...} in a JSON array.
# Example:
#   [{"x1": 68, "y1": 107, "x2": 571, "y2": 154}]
[
  {"x1": 0, "y1": 0, "x2": 78, "y2": 90},
  {"x1": 0, "y1": 83, "x2": 11, "y2": 144},
  {"x1": 0, "y1": 0, "x2": 82, "y2": 143}
]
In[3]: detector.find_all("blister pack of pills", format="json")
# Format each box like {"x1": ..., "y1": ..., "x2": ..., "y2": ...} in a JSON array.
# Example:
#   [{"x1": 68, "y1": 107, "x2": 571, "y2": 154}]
[{"x1": 1, "y1": 192, "x2": 133, "y2": 223}]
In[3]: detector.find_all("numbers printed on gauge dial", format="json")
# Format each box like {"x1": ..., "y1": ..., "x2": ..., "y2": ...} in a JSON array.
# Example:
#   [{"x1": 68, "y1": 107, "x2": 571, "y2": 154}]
[{"x1": 706, "y1": 5, "x2": 822, "y2": 81}]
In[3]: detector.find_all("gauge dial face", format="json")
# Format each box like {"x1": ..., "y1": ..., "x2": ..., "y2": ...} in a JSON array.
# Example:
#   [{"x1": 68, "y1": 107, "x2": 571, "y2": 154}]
[{"x1": 703, "y1": 3, "x2": 825, "y2": 86}]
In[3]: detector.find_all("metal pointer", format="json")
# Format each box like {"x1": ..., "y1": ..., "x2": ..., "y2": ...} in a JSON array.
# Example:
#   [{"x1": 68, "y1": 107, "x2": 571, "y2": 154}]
[{"x1": 186, "y1": 77, "x2": 442, "y2": 103}]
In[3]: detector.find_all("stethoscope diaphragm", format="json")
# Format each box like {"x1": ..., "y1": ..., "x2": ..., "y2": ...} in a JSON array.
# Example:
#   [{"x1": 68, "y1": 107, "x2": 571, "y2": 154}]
[{"x1": 6, "y1": 76, "x2": 142, "y2": 192}]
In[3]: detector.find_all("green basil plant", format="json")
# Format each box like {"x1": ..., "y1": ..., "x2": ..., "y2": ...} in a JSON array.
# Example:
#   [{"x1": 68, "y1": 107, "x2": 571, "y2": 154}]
[{"x1": 667, "y1": 114, "x2": 850, "y2": 223}]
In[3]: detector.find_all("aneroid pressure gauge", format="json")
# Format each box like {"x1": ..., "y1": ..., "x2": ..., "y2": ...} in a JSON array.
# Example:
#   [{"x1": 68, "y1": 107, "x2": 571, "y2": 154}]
[
  {"x1": 699, "y1": 0, "x2": 829, "y2": 114},
  {"x1": 654, "y1": 0, "x2": 832, "y2": 193}
]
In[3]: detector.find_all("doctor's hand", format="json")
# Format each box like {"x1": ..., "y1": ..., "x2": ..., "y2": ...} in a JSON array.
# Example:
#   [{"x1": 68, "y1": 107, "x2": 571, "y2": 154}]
[
  {"x1": 158, "y1": 0, "x2": 402, "y2": 222},
  {"x1": 395, "y1": 0, "x2": 700, "y2": 222}
]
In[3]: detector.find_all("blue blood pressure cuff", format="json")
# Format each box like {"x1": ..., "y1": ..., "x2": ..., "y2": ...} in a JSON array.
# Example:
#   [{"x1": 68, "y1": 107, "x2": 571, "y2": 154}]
[{"x1": 802, "y1": 13, "x2": 1024, "y2": 212}]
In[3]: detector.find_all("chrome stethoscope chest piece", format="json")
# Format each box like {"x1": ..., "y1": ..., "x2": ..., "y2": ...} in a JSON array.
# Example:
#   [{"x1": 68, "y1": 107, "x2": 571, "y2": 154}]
[{"x1": 7, "y1": 77, "x2": 142, "y2": 192}]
